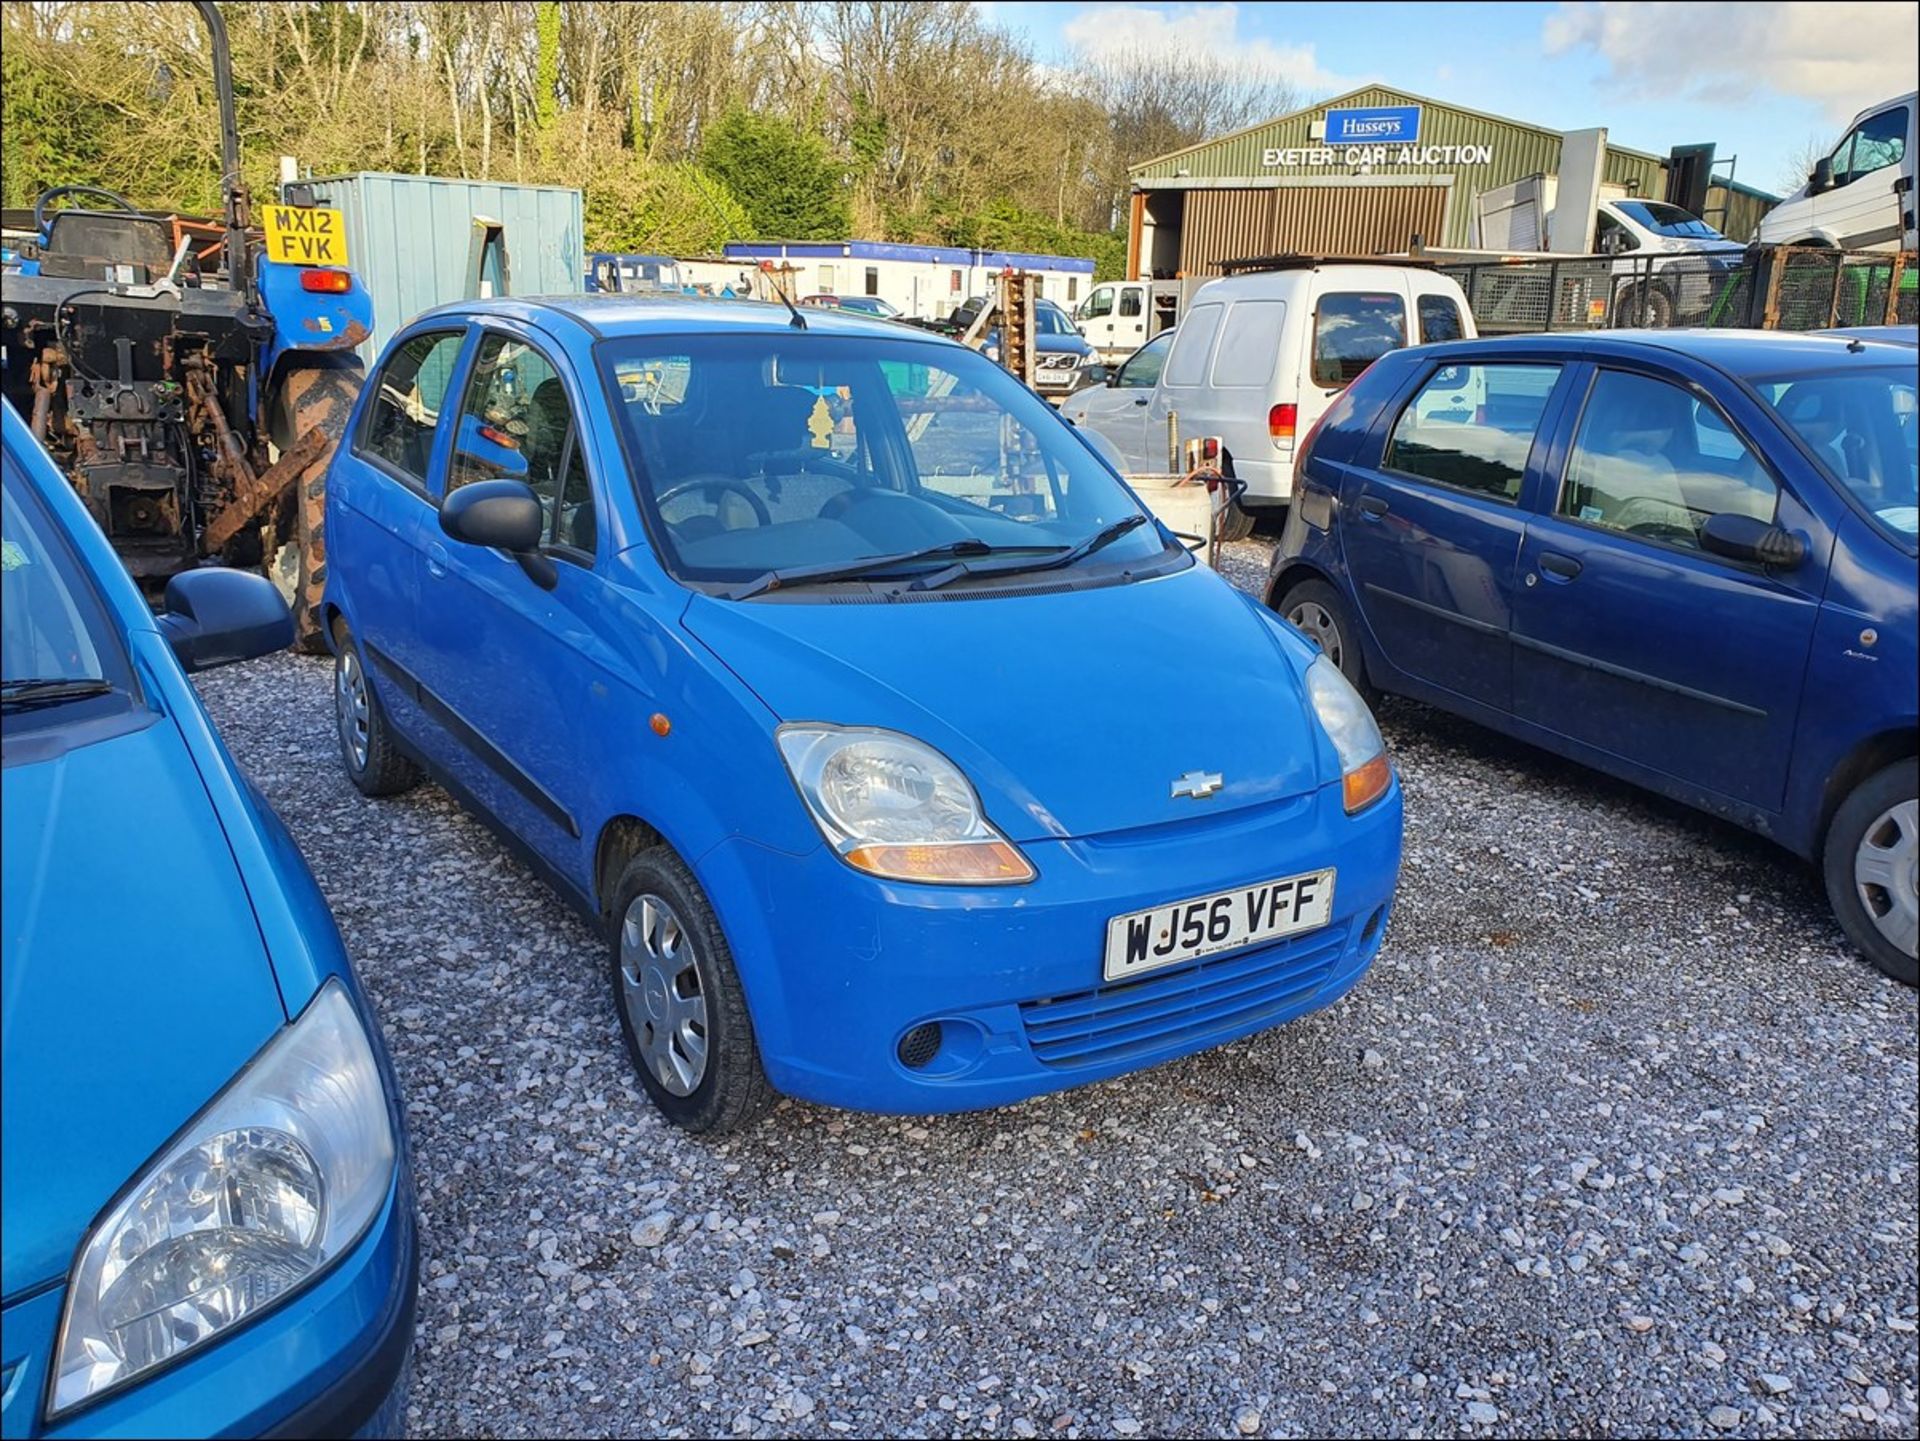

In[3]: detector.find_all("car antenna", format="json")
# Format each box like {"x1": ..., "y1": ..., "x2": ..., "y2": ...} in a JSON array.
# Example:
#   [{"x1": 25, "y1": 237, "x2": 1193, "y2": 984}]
[{"x1": 683, "y1": 167, "x2": 805, "y2": 329}]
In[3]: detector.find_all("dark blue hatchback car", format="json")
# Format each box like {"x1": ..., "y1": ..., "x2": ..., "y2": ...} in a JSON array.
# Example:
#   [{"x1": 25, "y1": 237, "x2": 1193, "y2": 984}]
[{"x1": 1269, "y1": 330, "x2": 1918, "y2": 984}]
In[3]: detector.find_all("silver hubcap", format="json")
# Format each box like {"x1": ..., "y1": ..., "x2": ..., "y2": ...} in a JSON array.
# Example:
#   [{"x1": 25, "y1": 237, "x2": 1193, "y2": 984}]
[
  {"x1": 336, "y1": 649, "x2": 370, "y2": 772},
  {"x1": 1855, "y1": 798, "x2": 1919, "y2": 959},
  {"x1": 619, "y1": 894, "x2": 709, "y2": 1096},
  {"x1": 1287, "y1": 600, "x2": 1343, "y2": 670}
]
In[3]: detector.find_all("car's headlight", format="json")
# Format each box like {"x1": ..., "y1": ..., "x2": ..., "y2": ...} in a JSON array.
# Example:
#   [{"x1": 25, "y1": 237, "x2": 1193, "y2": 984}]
[
  {"x1": 777, "y1": 724, "x2": 1034, "y2": 884},
  {"x1": 50, "y1": 980, "x2": 396, "y2": 1417},
  {"x1": 1305, "y1": 655, "x2": 1391, "y2": 813}
]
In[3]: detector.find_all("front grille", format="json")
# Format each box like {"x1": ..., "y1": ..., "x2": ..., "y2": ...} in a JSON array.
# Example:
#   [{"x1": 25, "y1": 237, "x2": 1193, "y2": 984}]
[{"x1": 1020, "y1": 924, "x2": 1351, "y2": 1069}]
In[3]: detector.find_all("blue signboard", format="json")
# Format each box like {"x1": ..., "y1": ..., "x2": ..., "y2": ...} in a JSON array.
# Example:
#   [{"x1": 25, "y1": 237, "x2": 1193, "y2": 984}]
[{"x1": 1324, "y1": 105, "x2": 1422, "y2": 145}]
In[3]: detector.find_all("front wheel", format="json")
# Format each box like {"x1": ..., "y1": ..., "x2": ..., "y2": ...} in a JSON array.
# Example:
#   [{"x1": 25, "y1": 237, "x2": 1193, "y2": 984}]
[
  {"x1": 1823, "y1": 760, "x2": 1918, "y2": 985},
  {"x1": 609, "y1": 848, "x2": 775, "y2": 1132}
]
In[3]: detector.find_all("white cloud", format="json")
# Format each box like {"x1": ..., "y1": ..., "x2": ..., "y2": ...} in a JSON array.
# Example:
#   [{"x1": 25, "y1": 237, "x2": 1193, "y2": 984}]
[
  {"x1": 1544, "y1": 2, "x2": 1918, "y2": 121},
  {"x1": 1058, "y1": 3, "x2": 1357, "y2": 95}
]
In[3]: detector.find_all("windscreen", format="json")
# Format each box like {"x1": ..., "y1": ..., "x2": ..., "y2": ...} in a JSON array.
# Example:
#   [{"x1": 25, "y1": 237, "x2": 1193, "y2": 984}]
[
  {"x1": 2, "y1": 459, "x2": 135, "y2": 726},
  {"x1": 598, "y1": 333, "x2": 1165, "y2": 588},
  {"x1": 1615, "y1": 201, "x2": 1728, "y2": 241},
  {"x1": 1756, "y1": 365, "x2": 1918, "y2": 541}
]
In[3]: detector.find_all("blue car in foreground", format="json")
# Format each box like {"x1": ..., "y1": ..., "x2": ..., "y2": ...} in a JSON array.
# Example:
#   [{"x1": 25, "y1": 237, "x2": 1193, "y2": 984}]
[
  {"x1": 1268, "y1": 329, "x2": 1918, "y2": 984},
  {"x1": 1, "y1": 402, "x2": 416, "y2": 1436},
  {"x1": 322, "y1": 296, "x2": 1403, "y2": 1131}
]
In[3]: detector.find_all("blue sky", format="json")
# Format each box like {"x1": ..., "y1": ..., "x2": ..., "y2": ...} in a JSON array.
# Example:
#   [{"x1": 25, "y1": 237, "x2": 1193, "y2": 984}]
[{"x1": 979, "y1": 1, "x2": 1920, "y2": 196}]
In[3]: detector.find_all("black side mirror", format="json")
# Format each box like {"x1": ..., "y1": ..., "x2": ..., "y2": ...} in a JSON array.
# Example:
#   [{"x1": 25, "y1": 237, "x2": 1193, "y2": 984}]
[
  {"x1": 1812, "y1": 157, "x2": 1834, "y2": 194},
  {"x1": 156, "y1": 567, "x2": 293, "y2": 672},
  {"x1": 440, "y1": 479, "x2": 556, "y2": 588},
  {"x1": 1700, "y1": 512, "x2": 1806, "y2": 568},
  {"x1": 1102, "y1": 367, "x2": 1120, "y2": 387},
  {"x1": 1081, "y1": 364, "x2": 1110, "y2": 387}
]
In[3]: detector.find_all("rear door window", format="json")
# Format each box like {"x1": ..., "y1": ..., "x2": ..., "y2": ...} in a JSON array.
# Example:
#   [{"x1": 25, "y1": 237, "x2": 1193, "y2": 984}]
[
  {"x1": 1312, "y1": 292, "x2": 1408, "y2": 388},
  {"x1": 1164, "y1": 303, "x2": 1223, "y2": 388},
  {"x1": 359, "y1": 329, "x2": 466, "y2": 489},
  {"x1": 1384, "y1": 363, "x2": 1562, "y2": 502},
  {"x1": 1209, "y1": 301, "x2": 1286, "y2": 388}
]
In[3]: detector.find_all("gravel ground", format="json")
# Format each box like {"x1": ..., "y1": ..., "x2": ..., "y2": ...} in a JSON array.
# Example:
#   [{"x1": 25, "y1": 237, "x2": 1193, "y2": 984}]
[{"x1": 194, "y1": 537, "x2": 1918, "y2": 1440}]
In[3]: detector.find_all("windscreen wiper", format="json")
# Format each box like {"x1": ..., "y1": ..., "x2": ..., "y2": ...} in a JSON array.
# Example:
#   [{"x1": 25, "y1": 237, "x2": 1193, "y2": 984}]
[
  {"x1": 724, "y1": 538, "x2": 1068, "y2": 600},
  {"x1": 0, "y1": 677, "x2": 114, "y2": 711},
  {"x1": 907, "y1": 513, "x2": 1153, "y2": 592}
]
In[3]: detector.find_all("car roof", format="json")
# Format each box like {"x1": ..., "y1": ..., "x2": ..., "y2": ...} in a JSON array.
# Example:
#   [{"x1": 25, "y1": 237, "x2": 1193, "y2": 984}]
[
  {"x1": 1421, "y1": 327, "x2": 1919, "y2": 376},
  {"x1": 408, "y1": 293, "x2": 916, "y2": 344}
]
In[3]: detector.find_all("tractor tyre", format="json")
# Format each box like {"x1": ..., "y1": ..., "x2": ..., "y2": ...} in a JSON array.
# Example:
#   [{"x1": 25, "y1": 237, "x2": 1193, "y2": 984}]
[{"x1": 271, "y1": 363, "x2": 365, "y2": 653}]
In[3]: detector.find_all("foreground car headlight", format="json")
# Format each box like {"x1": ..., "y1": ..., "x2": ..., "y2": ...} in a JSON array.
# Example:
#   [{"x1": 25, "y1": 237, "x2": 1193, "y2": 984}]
[
  {"x1": 1305, "y1": 655, "x2": 1391, "y2": 813},
  {"x1": 51, "y1": 981, "x2": 395, "y2": 1416},
  {"x1": 777, "y1": 724, "x2": 1034, "y2": 884}
]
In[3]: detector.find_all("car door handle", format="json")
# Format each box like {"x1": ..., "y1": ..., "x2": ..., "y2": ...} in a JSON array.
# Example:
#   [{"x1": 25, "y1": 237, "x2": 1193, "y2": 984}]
[
  {"x1": 1132, "y1": 396, "x2": 1149, "y2": 406},
  {"x1": 1357, "y1": 496, "x2": 1389, "y2": 520},
  {"x1": 1538, "y1": 551, "x2": 1582, "y2": 581},
  {"x1": 426, "y1": 541, "x2": 449, "y2": 578}
]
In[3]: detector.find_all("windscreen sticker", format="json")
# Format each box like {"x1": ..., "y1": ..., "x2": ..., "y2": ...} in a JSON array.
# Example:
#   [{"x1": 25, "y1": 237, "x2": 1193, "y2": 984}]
[
  {"x1": 0, "y1": 539, "x2": 28, "y2": 571},
  {"x1": 1579, "y1": 505, "x2": 1605, "y2": 523}
]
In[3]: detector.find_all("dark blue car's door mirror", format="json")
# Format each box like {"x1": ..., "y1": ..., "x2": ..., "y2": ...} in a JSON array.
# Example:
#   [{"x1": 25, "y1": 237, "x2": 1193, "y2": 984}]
[
  {"x1": 439, "y1": 478, "x2": 557, "y2": 588},
  {"x1": 156, "y1": 567, "x2": 293, "y2": 672},
  {"x1": 1700, "y1": 512, "x2": 1807, "y2": 569}
]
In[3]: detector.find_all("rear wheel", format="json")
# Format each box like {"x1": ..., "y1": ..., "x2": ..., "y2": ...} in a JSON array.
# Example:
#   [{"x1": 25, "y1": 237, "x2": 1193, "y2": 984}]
[
  {"x1": 1277, "y1": 577, "x2": 1373, "y2": 700},
  {"x1": 271, "y1": 363, "x2": 364, "y2": 652},
  {"x1": 333, "y1": 619, "x2": 420, "y2": 798},
  {"x1": 1213, "y1": 499, "x2": 1258, "y2": 542},
  {"x1": 1823, "y1": 760, "x2": 1918, "y2": 985},
  {"x1": 609, "y1": 848, "x2": 775, "y2": 1132}
]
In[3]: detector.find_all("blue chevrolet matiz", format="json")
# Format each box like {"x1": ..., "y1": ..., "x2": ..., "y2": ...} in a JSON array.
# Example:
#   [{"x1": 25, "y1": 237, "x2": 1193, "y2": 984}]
[
  {"x1": 321, "y1": 297, "x2": 1404, "y2": 1131},
  {"x1": 1, "y1": 403, "x2": 416, "y2": 1436}
]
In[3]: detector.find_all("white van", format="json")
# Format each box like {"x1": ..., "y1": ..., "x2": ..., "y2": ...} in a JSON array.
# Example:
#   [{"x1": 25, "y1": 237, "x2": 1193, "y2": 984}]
[
  {"x1": 1758, "y1": 93, "x2": 1917, "y2": 251},
  {"x1": 1063, "y1": 259, "x2": 1476, "y2": 536}
]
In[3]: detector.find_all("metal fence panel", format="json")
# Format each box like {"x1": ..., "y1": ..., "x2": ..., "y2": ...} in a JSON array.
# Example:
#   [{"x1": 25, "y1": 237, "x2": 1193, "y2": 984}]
[{"x1": 1440, "y1": 248, "x2": 1916, "y2": 334}]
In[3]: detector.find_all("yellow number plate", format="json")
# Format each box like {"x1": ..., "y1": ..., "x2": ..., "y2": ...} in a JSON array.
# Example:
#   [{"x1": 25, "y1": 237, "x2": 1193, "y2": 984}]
[{"x1": 260, "y1": 204, "x2": 348, "y2": 266}]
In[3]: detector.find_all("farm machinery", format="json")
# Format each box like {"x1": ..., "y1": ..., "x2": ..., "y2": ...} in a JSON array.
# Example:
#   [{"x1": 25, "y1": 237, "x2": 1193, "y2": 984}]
[{"x1": 0, "y1": 0, "x2": 370, "y2": 647}]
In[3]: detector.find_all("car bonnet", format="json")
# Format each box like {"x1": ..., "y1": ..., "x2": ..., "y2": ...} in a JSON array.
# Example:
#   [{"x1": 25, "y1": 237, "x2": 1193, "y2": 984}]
[
  {"x1": 1, "y1": 711, "x2": 285, "y2": 1301},
  {"x1": 684, "y1": 563, "x2": 1333, "y2": 842}
]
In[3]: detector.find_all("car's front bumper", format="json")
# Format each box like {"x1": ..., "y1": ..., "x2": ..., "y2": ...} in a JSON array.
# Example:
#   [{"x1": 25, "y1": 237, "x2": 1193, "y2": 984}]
[
  {"x1": 1, "y1": 1166, "x2": 417, "y2": 1440},
  {"x1": 703, "y1": 777, "x2": 1402, "y2": 1113}
]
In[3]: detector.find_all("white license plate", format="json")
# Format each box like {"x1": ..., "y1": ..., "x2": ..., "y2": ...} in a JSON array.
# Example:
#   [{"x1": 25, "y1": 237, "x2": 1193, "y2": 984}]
[{"x1": 1103, "y1": 868, "x2": 1336, "y2": 982}]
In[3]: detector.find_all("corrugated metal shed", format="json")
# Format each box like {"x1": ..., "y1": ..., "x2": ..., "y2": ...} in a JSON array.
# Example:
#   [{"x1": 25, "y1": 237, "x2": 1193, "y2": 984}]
[
  {"x1": 1131, "y1": 86, "x2": 1666, "y2": 251},
  {"x1": 1708, "y1": 180, "x2": 1779, "y2": 243},
  {"x1": 304, "y1": 173, "x2": 585, "y2": 362}
]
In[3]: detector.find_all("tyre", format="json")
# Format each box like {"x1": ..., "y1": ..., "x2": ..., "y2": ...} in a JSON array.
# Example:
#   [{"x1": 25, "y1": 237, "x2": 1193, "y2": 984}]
[
  {"x1": 333, "y1": 621, "x2": 420, "y2": 798},
  {"x1": 1213, "y1": 498, "x2": 1258, "y2": 543},
  {"x1": 609, "y1": 847, "x2": 775, "y2": 1132},
  {"x1": 272, "y1": 364, "x2": 365, "y2": 653},
  {"x1": 1620, "y1": 281, "x2": 1675, "y2": 328},
  {"x1": 1276, "y1": 577, "x2": 1373, "y2": 700},
  {"x1": 1822, "y1": 760, "x2": 1918, "y2": 986}
]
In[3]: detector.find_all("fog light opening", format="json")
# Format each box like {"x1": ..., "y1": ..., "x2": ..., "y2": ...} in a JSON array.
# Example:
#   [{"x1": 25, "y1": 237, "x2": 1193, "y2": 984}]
[
  {"x1": 897, "y1": 1022, "x2": 943, "y2": 1070},
  {"x1": 1361, "y1": 905, "x2": 1385, "y2": 944}
]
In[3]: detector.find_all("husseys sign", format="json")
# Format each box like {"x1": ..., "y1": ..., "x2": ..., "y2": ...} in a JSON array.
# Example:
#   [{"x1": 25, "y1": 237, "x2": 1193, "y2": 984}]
[{"x1": 1260, "y1": 103, "x2": 1493, "y2": 169}]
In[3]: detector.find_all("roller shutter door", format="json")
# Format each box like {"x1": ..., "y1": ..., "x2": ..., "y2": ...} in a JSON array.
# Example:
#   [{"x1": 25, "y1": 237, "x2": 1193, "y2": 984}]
[{"x1": 1179, "y1": 186, "x2": 1448, "y2": 274}]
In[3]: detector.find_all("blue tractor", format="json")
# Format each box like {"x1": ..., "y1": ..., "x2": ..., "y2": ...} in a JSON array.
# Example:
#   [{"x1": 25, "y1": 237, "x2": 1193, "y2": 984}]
[{"x1": 0, "y1": 1, "x2": 371, "y2": 647}]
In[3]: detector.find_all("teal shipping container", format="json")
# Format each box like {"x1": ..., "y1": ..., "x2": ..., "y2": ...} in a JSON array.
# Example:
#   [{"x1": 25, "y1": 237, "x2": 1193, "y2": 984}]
[{"x1": 302, "y1": 173, "x2": 584, "y2": 363}]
